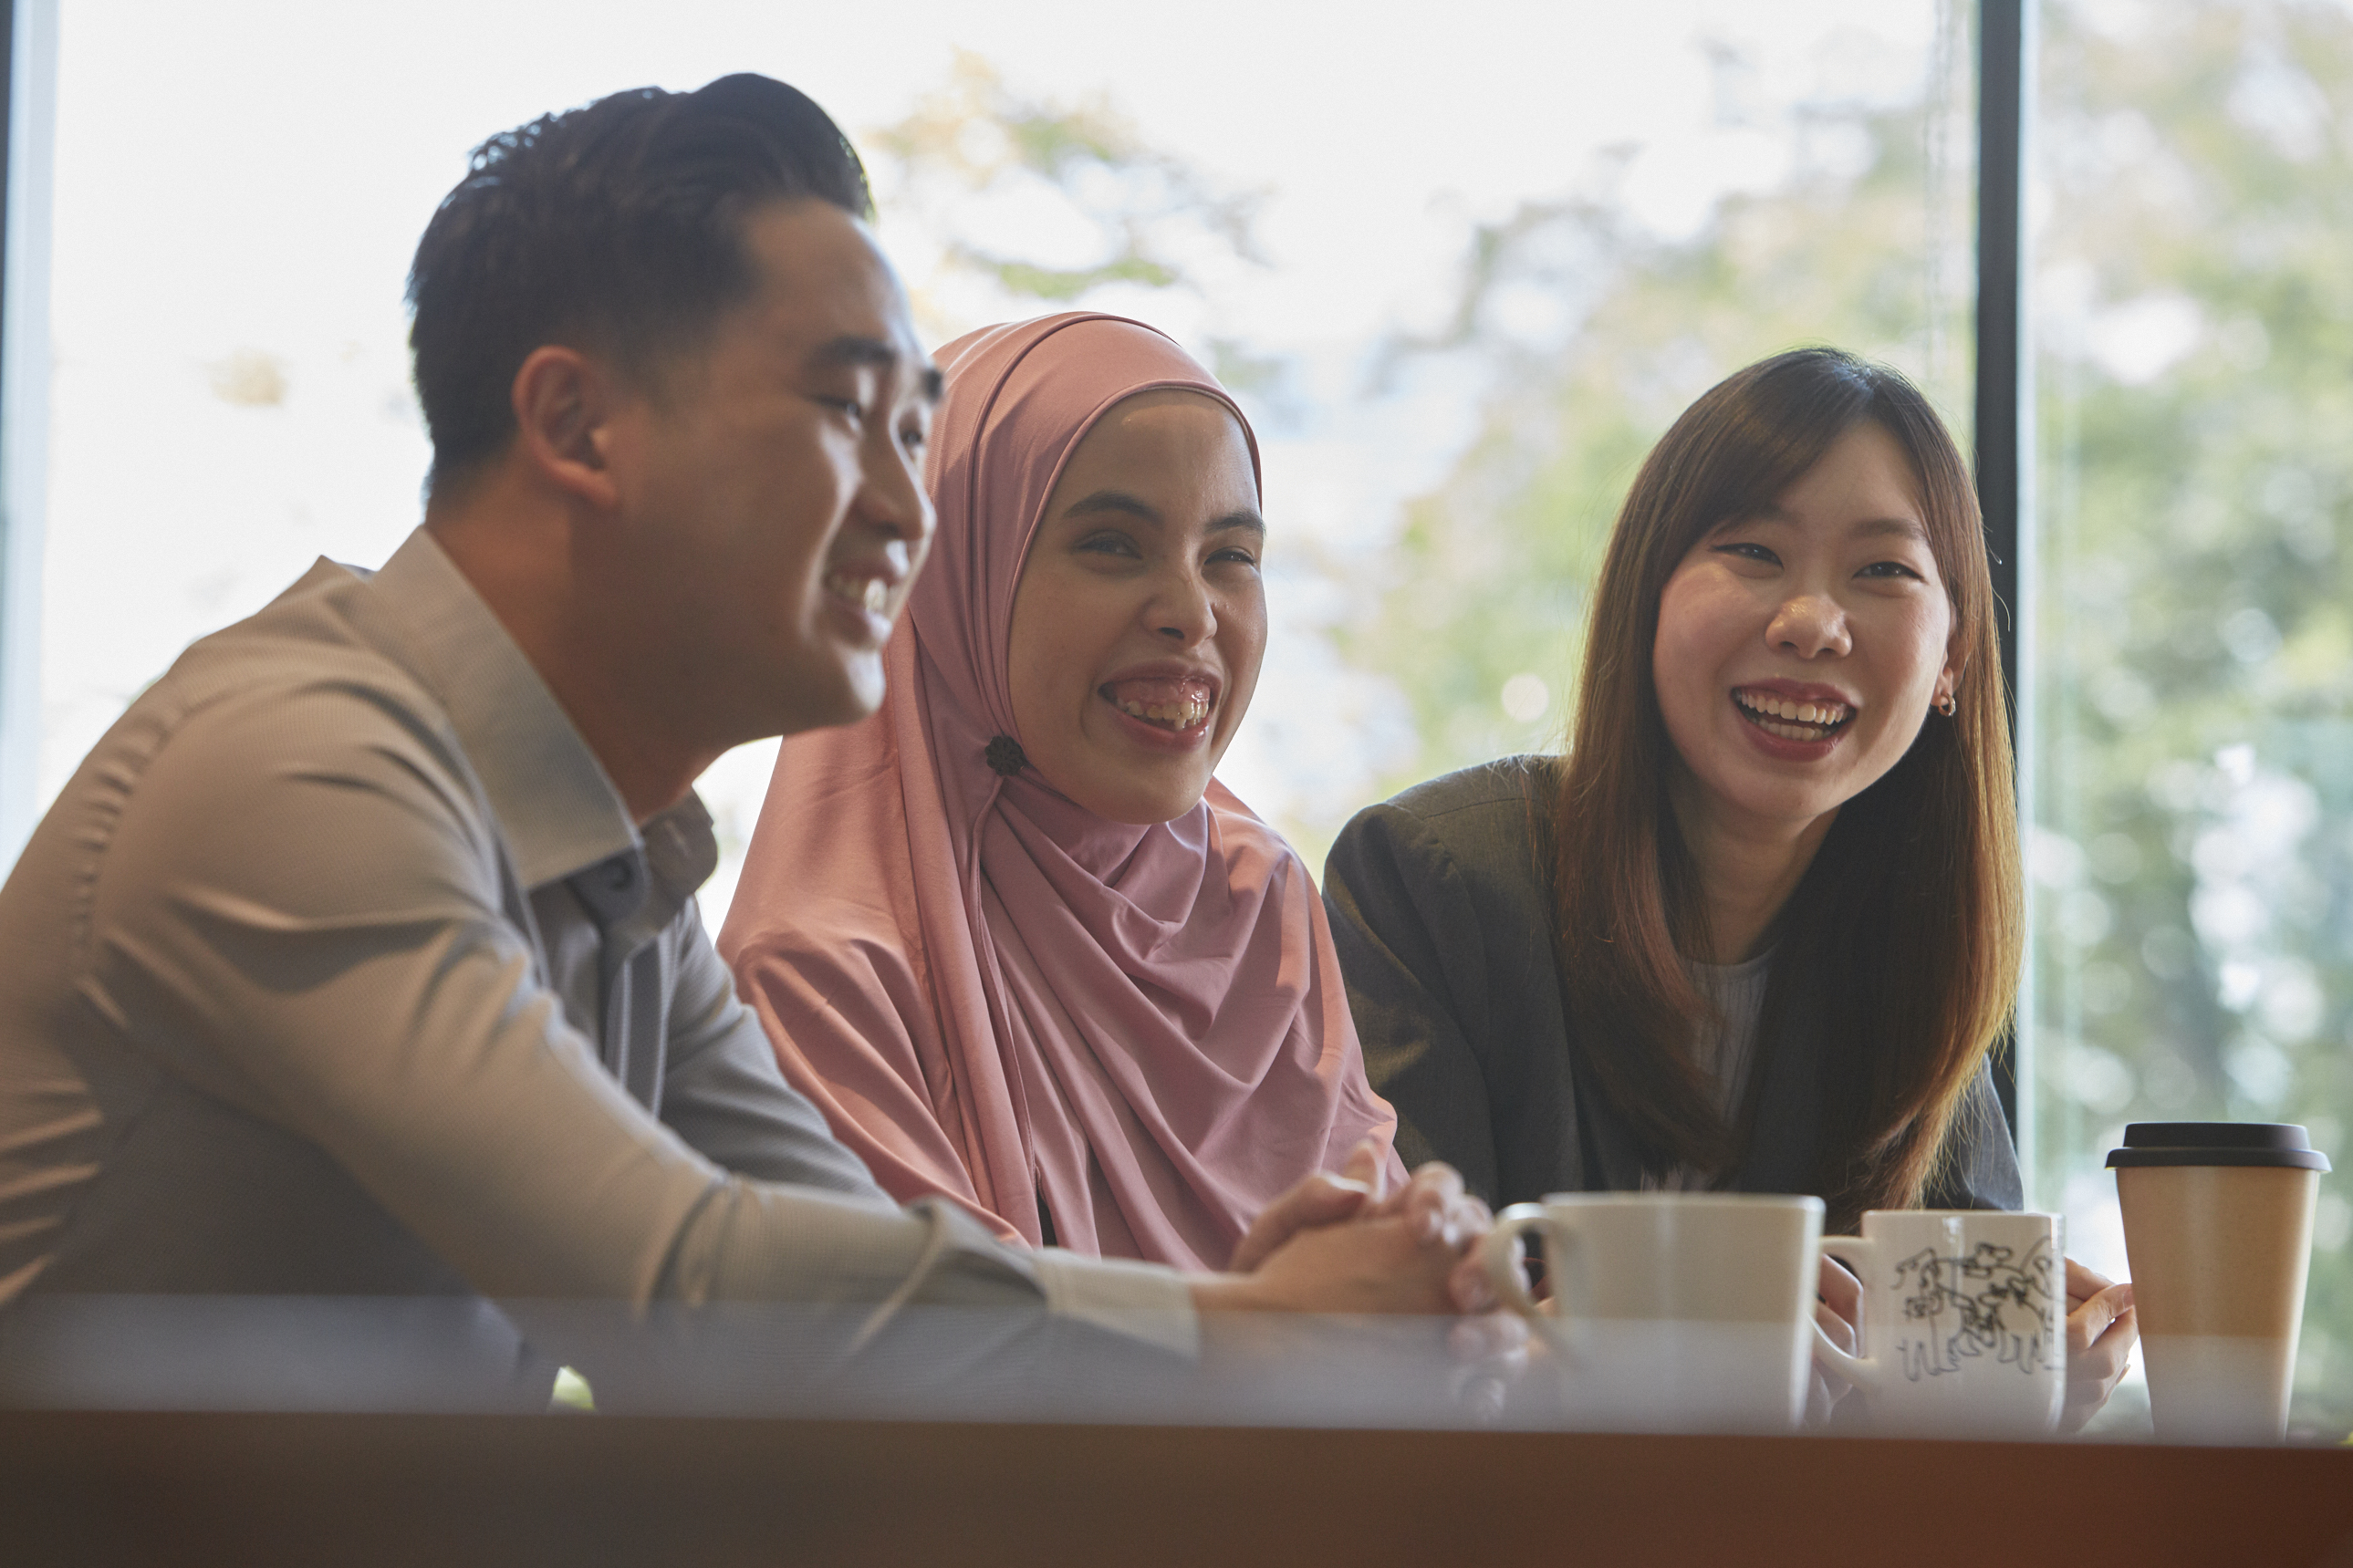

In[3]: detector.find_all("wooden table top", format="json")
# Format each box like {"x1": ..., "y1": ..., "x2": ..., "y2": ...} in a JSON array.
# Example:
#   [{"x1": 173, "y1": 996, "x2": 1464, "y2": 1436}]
[{"x1": 5, "y1": 1409, "x2": 2350, "y2": 1568}]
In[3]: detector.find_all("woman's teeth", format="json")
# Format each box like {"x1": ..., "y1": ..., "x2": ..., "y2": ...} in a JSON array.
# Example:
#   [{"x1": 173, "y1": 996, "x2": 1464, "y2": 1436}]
[
  {"x1": 824, "y1": 573, "x2": 890, "y2": 616},
  {"x1": 1734, "y1": 691, "x2": 1852, "y2": 741},
  {"x1": 1115, "y1": 694, "x2": 1210, "y2": 730}
]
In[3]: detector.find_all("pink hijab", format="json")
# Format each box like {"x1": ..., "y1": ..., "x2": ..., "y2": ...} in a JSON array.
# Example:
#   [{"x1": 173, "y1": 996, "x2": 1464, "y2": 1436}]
[{"x1": 719, "y1": 312, "x2": 1402, "y2": 1270}]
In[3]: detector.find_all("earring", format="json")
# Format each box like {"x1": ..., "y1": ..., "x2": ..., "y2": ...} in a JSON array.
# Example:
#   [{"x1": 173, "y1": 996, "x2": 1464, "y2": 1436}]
[{"x1": 1936, "y1": 692, "x2": 1958, "y2": 717}]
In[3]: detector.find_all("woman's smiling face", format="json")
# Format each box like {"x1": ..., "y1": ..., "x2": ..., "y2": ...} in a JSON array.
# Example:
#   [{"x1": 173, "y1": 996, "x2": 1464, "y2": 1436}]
[
  {"x1": 1005, "y1": 389, "x2": 1265, "y2": 825},
  {"x1": 1650, "y1": 418, "x2": 1959, "y2": 843}
]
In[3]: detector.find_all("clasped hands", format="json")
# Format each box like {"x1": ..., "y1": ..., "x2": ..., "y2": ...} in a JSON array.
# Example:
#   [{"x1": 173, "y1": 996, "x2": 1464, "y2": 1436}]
[
  {"x1": 1189, "y1": 1141, "x2": 1527, "y2": 1417},
  {"x1": 1192, "y1": 1139, "x2": 1502, "y2": 1318}
]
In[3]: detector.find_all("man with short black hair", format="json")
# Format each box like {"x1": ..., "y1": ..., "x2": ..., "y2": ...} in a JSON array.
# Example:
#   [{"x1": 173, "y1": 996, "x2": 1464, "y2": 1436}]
[{"x1": 0, "y1": 75, "x2": 1484, "y2": 1410}]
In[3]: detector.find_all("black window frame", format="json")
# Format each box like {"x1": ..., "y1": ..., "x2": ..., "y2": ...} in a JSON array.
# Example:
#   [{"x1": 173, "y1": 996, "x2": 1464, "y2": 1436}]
[{"x1": 1976, "y1": 0, "x2": 2031, "y2": 1137}]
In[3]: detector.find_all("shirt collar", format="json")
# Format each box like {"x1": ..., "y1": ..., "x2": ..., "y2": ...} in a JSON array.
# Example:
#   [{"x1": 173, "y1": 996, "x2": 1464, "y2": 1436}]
[{"x1": 362, "y1": 527, "x2": 713, "y2": 901}]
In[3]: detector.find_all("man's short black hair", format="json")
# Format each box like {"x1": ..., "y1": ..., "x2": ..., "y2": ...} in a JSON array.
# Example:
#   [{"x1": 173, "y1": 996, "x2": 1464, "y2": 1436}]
[{"x1": 407, "y1": 73, "x2": 872, "y2": 496}]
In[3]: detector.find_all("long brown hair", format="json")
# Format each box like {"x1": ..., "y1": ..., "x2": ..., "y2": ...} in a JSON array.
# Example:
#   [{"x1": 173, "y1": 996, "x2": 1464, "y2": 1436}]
[{"x1": 1551, "y1": 347, "x2": 2021, "y2": 1228}]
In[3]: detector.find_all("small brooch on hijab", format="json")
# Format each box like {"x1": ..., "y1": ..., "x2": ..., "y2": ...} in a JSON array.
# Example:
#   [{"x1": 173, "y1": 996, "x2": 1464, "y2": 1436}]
[{"x1": 985, "y1": 735, "x2": 1027, "y2": 777}]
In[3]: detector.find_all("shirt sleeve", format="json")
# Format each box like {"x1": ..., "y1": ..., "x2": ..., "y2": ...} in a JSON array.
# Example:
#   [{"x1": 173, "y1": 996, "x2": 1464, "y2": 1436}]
[
  {"x1": 657, "y1": 908, "x2": 895, "y2": 1202},
  {"x1": 81, "y1": 680, "x2": 1199, "y2": 1386},
  {"x1": 1321, "y1": 802, "x2": 1503, "y2": 1201},
  {"x1": 1030, "y1": 1249, "x2": 1201, "y2": 1358}
]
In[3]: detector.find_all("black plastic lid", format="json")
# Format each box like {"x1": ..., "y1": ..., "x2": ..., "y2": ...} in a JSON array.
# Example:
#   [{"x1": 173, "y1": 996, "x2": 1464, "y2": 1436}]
[{"x1": 2106, "y1": 1121, "x2": 2332, "y2": 1172}]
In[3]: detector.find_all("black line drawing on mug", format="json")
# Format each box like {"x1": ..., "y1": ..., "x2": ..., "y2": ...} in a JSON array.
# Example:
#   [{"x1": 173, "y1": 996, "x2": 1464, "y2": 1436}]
[{"x1": 1890, "y1": 1236, "x2": 2056, "y2": 1382}]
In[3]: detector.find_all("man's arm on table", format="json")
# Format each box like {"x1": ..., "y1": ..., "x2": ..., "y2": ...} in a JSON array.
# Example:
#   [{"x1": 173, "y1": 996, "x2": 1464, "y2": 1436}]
[
  {"x1": 658, "y1": 907, "x2": 1200, "y2": 1354},
  {"x1": 87, "y1": 682, "x2": 1196, "y2": 1385}
]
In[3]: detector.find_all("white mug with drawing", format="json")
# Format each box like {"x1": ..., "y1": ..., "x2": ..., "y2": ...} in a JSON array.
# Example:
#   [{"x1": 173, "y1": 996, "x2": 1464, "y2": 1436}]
[{"x1": 1813, "y1": 1209, "x2": 2067, "y2": 1437}]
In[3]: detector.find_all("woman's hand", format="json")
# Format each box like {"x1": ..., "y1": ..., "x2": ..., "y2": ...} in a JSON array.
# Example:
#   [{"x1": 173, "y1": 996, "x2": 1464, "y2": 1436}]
[
  {"x1": 1205, "y1": 1142, "x2": 1496, "y2": 1315},
  {"x1": 1224, "y1": 1139, "x2": 1383, "y2": 1275},
  {"x1": 1444, "y1": 1304, "x2": 1534, "y2": 1422},
  {"x1": 2059, "y1": 1256, "x2": 2137, "y2": 1433},
  {"x1": 1203, "y1": 1147, "x2": 1525, "y2": 1419},
  {"x1": 1805, "y1": 1253, "x2": 1861, "y2": 1426},
  {"x1": 1196, "y1": 1203, "x2": 1464, "y2": 1316}
]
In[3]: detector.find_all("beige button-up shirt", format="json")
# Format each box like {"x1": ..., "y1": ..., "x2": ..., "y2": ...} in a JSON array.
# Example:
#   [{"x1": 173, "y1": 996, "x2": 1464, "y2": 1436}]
[{"x1": 0, "y1": 529, "x2": 1192, "y2": 1407}]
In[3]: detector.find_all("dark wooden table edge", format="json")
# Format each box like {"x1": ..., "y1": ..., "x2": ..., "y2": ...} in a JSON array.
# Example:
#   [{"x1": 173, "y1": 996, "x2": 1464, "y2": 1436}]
[{"x1": 4, "y1": 1407, "x2": 2349, "y2": 1567}]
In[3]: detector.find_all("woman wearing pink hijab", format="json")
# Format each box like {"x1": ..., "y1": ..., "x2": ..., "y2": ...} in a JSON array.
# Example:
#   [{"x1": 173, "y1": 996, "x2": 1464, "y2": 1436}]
[{"x1": 720, "y1": 312, "x2": 1407, "y2": 1272}]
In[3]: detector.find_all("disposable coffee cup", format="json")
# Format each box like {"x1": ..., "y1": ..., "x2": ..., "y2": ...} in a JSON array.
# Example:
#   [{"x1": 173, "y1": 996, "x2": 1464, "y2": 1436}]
[{"x1": 2108, "y1": 1122, "x2": 2331, "y2": 1444}]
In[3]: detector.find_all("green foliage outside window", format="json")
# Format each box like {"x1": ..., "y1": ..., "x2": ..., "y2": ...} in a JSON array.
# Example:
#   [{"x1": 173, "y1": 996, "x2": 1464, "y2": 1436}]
[{"x1": 2033, "y1": 0, "x2": 2353, "y2": 1435}]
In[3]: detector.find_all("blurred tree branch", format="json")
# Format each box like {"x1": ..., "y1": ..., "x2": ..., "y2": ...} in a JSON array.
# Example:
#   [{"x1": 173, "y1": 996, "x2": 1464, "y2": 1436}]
[{"x1": 866, "y1": 52, "x2": 1265, "y2": 337}]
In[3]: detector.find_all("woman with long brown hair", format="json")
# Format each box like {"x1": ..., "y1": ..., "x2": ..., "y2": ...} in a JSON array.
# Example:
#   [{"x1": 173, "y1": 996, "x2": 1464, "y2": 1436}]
[{"x1": 1323, "y1": 347, "x2": 2135, "y2": 1425}]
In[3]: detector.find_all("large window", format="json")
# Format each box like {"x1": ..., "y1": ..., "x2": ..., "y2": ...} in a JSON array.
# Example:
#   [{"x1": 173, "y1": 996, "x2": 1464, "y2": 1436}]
[
  {"x1": 2032, "y1": 0, "x2": 2353, "y2": 1435},
  {"x1": 28, "y1": 0, "x2": 2348, "y2": 1430},
  {"x1": 38, "y1": 0, "x2": 1973, "y2": 903}
]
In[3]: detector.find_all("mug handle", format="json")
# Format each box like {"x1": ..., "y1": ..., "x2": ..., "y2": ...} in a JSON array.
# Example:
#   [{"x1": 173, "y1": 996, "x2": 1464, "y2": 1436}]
[
  {"x1": 1479, "y1": 1204, "x2": 1591, "y2": 1363},
  {"x1": 1813, "y1": 1235, "x2": 1880, "y2": 1394}
]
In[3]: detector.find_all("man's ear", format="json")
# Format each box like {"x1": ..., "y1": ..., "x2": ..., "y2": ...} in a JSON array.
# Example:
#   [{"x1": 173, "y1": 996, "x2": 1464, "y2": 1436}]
[{"x1": 510, "y1": 346, "x2": 623, "y2": 511}]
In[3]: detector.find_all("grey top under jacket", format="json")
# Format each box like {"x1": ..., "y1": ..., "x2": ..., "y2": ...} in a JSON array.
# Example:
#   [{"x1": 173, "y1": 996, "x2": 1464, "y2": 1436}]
[
  {"x1": 0, "y1": 528, "x2": 1192, "y2": 1408},
  {"x1": 1650, "y1": 951, "x2": 1770, "y2": 1190},
  {"x1": 1322, "y1": 755, "x2": 2023, "y2": 1214}
]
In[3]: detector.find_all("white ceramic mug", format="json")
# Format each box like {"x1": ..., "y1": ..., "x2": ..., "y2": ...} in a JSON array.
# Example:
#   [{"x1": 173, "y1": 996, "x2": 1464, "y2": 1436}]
[
  {"x1": 1814, "y1": 1210, "x2": 2065, "y2": 1437},
  {"x1": 1480, "y1": 1193, "x2": 1827, "y2": 1432}
]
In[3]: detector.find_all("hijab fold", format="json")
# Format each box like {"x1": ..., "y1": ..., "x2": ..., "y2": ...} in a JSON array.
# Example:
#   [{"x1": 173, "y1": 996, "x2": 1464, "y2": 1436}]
[{"x1": 720, "y1": 312, "x2": 1400, "y2": 1270}]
